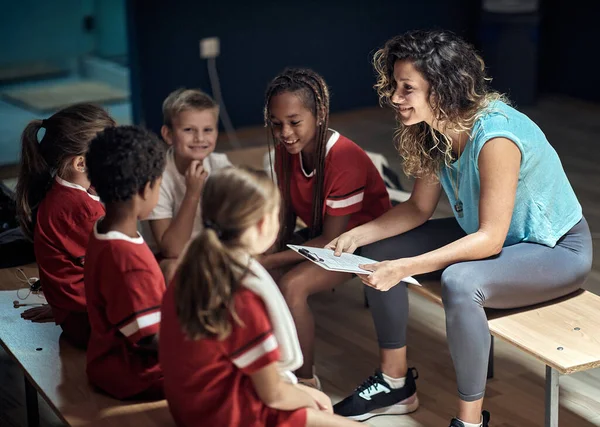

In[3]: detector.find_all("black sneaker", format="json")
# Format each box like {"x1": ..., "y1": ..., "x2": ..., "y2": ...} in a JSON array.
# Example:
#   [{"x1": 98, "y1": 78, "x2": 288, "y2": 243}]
[
  {"x1": 449, "y1": 410, "x2": 491, "y2": 427},
  {"x1": 333, "y1": 368, "x2": 419, "y2": 421}
]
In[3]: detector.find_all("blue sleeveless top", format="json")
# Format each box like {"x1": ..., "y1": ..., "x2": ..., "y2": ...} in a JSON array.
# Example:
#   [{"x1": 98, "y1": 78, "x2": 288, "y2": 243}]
[{"x1": 439, "y1": 101, "x2": 582, "y2": 247}]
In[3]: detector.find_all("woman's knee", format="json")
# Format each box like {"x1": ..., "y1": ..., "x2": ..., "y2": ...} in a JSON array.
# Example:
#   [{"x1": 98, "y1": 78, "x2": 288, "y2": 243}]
[{"x1": 441, "y1": 264, "x2": 486, "y2": 309}]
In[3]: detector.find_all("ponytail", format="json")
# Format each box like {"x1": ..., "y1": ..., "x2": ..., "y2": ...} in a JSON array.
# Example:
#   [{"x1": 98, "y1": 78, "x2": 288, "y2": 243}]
[
  {"x1": 173, "y1": 167, "x2": 280, "y2": 341},
  {"x1": 15, "y1": 103, "x2": 115, "y2": 240},
  {"x1": 16, "y1": 120, "x2": 53, "y2": 239},
  {"x1": 175, "y1": 229, "x2": 248, "y2": 340}
]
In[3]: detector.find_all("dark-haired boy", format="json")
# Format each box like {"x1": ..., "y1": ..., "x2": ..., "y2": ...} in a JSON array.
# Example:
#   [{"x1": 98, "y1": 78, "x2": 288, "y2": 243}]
[{"x1": 84, "y1": 125, "x2": 166, "y2": 400}]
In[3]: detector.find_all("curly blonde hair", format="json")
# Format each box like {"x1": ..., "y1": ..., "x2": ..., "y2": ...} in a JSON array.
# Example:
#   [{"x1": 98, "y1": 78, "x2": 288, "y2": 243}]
[{"x1": 373, "y1": 29, "x2": 506, "y2": 178}]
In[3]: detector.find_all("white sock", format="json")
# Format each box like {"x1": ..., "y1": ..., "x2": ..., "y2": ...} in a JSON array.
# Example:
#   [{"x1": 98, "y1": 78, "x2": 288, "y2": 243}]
[
  {"x1": 382, "y1": 372, "x2": 406, "y2": 389},
  {"x1": 456, "y1": 417, "x2": 482, "y2": 427}
]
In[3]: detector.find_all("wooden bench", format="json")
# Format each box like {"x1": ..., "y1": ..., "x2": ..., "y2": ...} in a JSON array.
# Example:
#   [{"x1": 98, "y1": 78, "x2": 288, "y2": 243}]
[
  {"x1": 408, "y1": 280, "x2": 600, "y2": 427},
  {"x1": 0, "y1": 290, "x2": 175, "y2": 427}
]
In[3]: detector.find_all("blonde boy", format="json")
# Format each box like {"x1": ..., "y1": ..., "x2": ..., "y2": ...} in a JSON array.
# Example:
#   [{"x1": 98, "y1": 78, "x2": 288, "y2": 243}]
[{"x1": 146, "y1": 89, "x2": 232, "y2": 265}]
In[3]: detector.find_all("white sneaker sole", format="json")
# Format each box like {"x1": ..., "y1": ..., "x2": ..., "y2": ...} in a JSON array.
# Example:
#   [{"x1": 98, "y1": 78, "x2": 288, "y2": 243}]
[{"x1": 348, "y1": 395, "x2": 420, "y2": 422}]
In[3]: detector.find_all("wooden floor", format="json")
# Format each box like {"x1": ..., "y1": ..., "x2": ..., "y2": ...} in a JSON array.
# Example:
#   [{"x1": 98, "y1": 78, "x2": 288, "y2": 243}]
[{"x1": 1, "y1": 95, "x2": 599, "y2": 426}]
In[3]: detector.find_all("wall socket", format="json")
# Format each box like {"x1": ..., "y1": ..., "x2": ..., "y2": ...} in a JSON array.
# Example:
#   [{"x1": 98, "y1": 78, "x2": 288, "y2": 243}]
[{"x1": 200, "y1": 37, "x2": 220, "y2": 59}]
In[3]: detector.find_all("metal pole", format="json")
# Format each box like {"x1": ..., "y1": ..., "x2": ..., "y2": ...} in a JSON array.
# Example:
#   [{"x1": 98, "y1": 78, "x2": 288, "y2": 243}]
[{"x1": 545, "y1": 365, "x2": 559, "y2": 427}]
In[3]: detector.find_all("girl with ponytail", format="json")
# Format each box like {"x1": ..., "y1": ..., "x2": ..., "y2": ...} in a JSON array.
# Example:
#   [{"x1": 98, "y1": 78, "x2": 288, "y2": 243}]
[
  {"x1": 15, "y1": 103, "x2": 114, "y2": 348},
  {"x1": 159, "y1": 167, "x2": 359, "y2": 427}
]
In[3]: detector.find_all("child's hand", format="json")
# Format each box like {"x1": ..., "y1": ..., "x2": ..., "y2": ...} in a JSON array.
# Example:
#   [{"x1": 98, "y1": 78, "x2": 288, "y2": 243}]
[
  {"x1": 21, "y1": 305, "x2": 54, "y2": 323},
  {"x1": 296, "y1": 384, "x2": 333, "y2": 413},
  {"x1": 185, "y1": 160, "x2": 208, "y2": 196}
]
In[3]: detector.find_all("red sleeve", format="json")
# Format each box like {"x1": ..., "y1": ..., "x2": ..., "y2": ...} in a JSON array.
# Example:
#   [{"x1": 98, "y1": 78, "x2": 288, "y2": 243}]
[
  {"x1": 325, "y1": 161, "x2": 367, "y2": 217},
  {"x1": 109, "y1": 269, "x2": 166, "y2": 344},
  {"x1": 64, "y1": 200, "x2": 105, "y2": 263},
  {"x1": 222, "y1": 290, "x2": 280, "y2": 374}
]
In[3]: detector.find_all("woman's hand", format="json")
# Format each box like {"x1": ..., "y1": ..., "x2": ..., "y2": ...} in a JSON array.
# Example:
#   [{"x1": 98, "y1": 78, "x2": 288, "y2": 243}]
[
  {"x1": 358, "y1": 259, "x2": 412, "y2": 292},
  {"x1": 21, "y1": 305, "x2": 54, "y2": 323},
  {"x1": 325, "y1": 232, "x2": 359, "y2": 256}
]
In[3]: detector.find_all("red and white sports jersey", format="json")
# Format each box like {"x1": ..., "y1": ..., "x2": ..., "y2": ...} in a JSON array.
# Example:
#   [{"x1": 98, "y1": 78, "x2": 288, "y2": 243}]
[
  {"x1": 84, "y1": 222, "x2": 165, "y2": 399},
  {"x1": 34, "y1": 177, "x2": 105, "y2": 325},
  {"x1": 278, "y1": 130, "x2": 391, "y2": 230},
  {"x1": 160, "y1": 277, "x2": 306, "y2": 427}
]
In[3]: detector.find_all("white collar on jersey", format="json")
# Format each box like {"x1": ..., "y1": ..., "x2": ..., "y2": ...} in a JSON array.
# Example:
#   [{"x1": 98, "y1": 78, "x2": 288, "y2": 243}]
[
  {"x1": 298, "y1": 129, "x2": 340, "y2": 178},
  {"x1": 55, "y1": 176, "x2": 101, "y2": 202},
  {"x1": 93, "y1": 221, "x2": 144, "y2": 244}
]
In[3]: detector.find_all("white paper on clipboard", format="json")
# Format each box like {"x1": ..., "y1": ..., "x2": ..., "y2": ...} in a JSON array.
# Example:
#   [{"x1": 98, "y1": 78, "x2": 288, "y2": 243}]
[{"x1": 287, "y1": 244, "x2": 421, "y2": 286}]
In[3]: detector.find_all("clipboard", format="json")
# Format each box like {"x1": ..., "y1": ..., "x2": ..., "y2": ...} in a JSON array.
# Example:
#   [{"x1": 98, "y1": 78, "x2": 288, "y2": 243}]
[{"x1": 287, "y1": 244, "x2": 421, "y2": 286}]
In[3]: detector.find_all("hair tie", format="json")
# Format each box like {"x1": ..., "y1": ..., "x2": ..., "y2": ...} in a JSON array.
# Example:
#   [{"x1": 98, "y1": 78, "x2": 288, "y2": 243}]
[{"x1": 203, "y1": 219, "x2": 223, "y2": 238}]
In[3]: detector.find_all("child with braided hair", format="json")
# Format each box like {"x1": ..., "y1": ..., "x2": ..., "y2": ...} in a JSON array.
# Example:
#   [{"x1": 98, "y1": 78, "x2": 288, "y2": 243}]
[{"x1": 260, "y1": 68, "x2": 391, "y2": 388}]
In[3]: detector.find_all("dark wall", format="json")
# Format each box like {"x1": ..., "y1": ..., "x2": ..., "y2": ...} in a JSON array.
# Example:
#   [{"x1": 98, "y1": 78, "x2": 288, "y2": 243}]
[
  {"x1": 128, "y1": 0, "x2": 479, "y2": 133},
  {"x1": 539, "y1": 1, "x2": 600, "y2": 103}
]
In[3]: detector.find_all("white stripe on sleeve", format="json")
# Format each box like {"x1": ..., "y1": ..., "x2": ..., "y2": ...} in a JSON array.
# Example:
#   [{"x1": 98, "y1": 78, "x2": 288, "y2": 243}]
[
  {"x1": 119, "y1": 311, "x2": 161, "y2": 337},
  {"x1": 325, "y1": 192, "x2": 364, "y2": 209},
  {"x1": 232, "y1": 334, "x2": 278, "y2": 369}
]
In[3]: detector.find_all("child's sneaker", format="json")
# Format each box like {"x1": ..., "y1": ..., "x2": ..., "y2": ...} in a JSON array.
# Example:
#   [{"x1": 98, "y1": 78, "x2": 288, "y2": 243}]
[
  {"x1": 333, "y1": 368, "x2": 419, "y2": 421},
  {"x1": 449, "y1": 411, "x2": 491, "y2": 427}
]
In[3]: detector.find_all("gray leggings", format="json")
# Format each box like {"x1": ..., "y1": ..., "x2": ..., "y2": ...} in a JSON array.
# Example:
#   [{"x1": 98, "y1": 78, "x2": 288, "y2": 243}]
[{"x1": 363, "y1": 217, "x2": 593, "y2": 401}]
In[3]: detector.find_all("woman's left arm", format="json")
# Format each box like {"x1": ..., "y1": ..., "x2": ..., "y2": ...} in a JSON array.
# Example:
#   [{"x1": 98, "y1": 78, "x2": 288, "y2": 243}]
[{"x1": 360, "y1": 137, "x2": 521, "y2": 291}]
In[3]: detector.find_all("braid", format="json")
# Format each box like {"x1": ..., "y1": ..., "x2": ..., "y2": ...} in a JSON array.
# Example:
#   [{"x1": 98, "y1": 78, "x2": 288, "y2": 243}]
[
  {"x1": 264, "y1": 77, "x2": 294, "y2": 247},
  {"x1": 295, "y1": 71, "x2": 330, "y2": 238},
  {"x1": 264, "y1": 68, "x2": 331, "y2": 243}
]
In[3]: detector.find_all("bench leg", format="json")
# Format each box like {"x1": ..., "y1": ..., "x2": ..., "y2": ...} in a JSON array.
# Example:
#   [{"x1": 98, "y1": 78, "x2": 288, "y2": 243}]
[
  {"x1": 545, "y1": 365, "x2": 559, "y2": 427},
  {"x1": 487, "y1": 335, "x2": 494, "y2": 379},
  {"x1": 24, "y1": 375, "x2": 39, "y2": 427}
]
